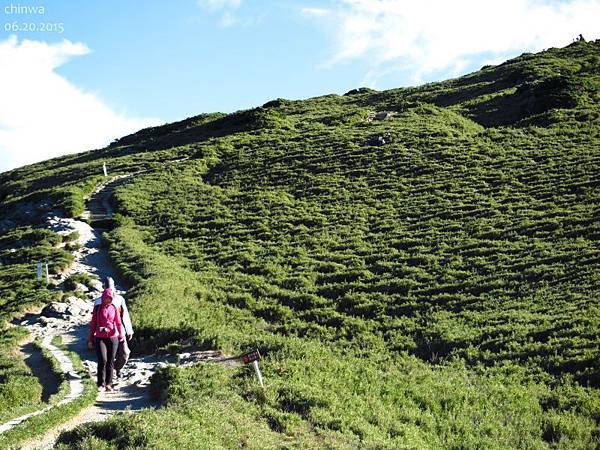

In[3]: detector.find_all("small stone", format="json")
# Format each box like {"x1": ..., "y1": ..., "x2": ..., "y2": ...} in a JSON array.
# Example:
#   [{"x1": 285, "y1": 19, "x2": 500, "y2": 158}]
[
  {"x1": 74, "y1": 282, "x2": 89, "y2": 293},
  {"x1": 67, "y1": 371, "x2": 82, "y2": 380},
  {"x1": 38, "y1": 316, "x2": 50, "y2": 325},
  {"x1": 90, "y1": 280, "x2": 103, "y2": 292}
]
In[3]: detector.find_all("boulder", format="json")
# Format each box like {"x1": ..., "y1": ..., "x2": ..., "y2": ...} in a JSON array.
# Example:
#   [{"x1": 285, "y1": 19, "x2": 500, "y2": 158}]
[
  {"x1": 38, "y1": 316, "x2": 57, "y2": 327},
  {"x1": 374, "y1": 111, "x2": 394, "y2": 121},
  {"x1": 66, "y1": 296, "x2": 92, "y2": 317},
  {"x1": 367, "y1": 133, "x2": 392, "y2": 146},
  {"x1": 90, "y1": 280, "x2": 103, "y2": 292},
  {"x1": 41, "y1": 302, "x2": 70, "y2": 318},
  {"x1": 74, "y1": 282, "x2": 89, "y2": 293}
]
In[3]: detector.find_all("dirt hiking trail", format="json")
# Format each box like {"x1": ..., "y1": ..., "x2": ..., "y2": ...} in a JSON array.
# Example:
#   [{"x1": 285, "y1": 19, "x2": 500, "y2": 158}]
[{"x1": 4, "y1": 177, "x2": 230, "y2": 449}]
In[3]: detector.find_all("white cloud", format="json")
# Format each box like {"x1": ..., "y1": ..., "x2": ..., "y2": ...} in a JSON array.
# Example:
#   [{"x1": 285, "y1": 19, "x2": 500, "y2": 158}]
[
  {"x1": 302, "y1": 7, "x2": 331, "y2": 17},
  {"x1": 197, "y1": 0, "x2": 242, "y2": 10},
  {"x1": 198, "y1": 0, "x2": 243, "y2": 26},
  {"x1": 0, "y1": 36, "x2": 161, "y2": 173},
  {"x1": 305, "y1": 0, "x2": 600, "y2": 86}
]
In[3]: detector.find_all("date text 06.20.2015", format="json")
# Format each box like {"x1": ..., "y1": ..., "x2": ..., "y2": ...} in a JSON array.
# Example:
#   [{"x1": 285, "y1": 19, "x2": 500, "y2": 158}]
[{"x1": 4, "y1": 21, "x2": 64, "y2": 33}]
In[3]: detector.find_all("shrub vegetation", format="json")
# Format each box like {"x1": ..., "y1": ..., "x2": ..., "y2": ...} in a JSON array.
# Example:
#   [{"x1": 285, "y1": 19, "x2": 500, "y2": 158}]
[{"x1": 1, "y1": 40, "x2": 599, "y2": 448}]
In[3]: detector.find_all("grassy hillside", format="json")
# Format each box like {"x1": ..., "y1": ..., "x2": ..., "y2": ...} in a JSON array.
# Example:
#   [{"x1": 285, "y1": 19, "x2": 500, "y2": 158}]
[{"x1": 1, "y1": 40, "x2": 599, "y2": 448}]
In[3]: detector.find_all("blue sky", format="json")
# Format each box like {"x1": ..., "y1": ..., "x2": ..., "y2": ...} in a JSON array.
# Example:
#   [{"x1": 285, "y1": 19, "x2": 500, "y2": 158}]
[
  {"x1": 46, "y1": 0, "x2": 348, "y2": 118},
  {"x1": 1, "y1": 0, "x2": 599, "y2": 171}
]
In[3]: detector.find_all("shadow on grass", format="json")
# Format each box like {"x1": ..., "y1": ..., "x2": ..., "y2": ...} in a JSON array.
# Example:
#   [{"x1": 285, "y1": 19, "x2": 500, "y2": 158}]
[{"x1": 20, "y1": 341, "x2": 61, "y2": 403}]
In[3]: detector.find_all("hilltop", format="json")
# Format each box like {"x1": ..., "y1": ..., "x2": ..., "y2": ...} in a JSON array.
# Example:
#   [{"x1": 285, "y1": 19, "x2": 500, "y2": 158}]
[{"x1": 0, "y1": 40, "x2": 599, "y2": 448}]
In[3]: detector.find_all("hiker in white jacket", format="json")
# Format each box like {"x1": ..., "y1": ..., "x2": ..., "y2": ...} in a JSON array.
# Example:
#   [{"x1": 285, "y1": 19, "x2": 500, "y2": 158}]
[{"x1": 94, "y1": 277, "x2": 133, "y2": 378}]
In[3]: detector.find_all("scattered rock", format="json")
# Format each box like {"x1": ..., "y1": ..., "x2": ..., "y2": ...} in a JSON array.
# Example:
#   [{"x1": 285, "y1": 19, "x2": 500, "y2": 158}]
[
  {"x1": 365, "y1": 111, "x2": 395, "y2": 122},
  {"x1": 66, "y1": 296, "x2": 91, "y2": 310},
  {"x1": 41, "y1": 303, "x2": 70, "y2": 318},
  {"x1": 10, "y1": 212, "x2": 235, "y2": 446},
  {"x1": 375, "y1": 111, "x2": 394, "y2": 121},
  {"x1": 38, "y1": 316, "x2": 53, "y2": 327},
  {"x1": 344, "y1": 87, "x2": 376, "y2": 96},
  {"x1": 74, "y1": 283, "x2": 89, "y2": 293},
  {"x1": 45, "y1": 215, "x2": 99, "y2": 248},
  {"x1": 45, "y1": 216, "x2": 74, "y2": 234},
  {"x1": 39, "y1": 298, "x2": 92, "y2": 323},
  {"x1": 367, "y1": 133, "x2": 392, "y2": 146},
  {"x1": 82, "y1": 360, "x2": 94, "y2": 370}
]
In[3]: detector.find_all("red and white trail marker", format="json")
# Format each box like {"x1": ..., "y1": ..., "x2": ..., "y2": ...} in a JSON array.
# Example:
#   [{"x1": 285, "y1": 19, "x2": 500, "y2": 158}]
[{"x1": 240, "y1": 350, "x2": 264, "y2": 388}]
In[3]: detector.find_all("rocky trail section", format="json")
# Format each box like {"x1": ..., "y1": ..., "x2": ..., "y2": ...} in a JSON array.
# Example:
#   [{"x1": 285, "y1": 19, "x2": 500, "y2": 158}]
[
  {"x1": 82, "y1": 175, "x2": 135, "y2": 228},
  {"x1": 1, "y1": 173, "x2": 231, "y2": 449}
]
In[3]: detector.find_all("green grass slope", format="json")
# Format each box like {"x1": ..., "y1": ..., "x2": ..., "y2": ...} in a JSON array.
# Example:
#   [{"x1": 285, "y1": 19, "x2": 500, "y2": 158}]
[{"x1": 2, "y1": 40, "x2": 599, "y2": 448}]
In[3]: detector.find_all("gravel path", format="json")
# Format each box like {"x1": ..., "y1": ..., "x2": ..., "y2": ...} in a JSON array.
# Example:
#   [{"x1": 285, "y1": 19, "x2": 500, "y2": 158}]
[
  {"x1": 4, "y1": 174, "x2": 234, "y2": 449},
  {"x1": 15, "y1": 217, "x2": 160, "y2": 449}
]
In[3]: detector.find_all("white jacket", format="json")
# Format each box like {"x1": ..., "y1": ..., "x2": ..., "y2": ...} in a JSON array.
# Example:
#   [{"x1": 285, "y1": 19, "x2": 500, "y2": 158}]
[{"x1": 93, "y1": 294, "x2": 133, "y2": 335}]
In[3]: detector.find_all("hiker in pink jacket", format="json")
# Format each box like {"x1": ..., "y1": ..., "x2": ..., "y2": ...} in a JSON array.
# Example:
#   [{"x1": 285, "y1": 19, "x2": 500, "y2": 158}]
[{"x1": 88, "y1": 288, "x2": 125, "y2": 391}]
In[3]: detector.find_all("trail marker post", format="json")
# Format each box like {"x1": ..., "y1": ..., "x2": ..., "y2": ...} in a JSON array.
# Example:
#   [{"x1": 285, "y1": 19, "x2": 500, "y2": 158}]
[
  {"x1": 241, "y1": 349, "x2": 264, "y2": 388},
  {"x1": 102, "y1": 162, "x2": 108, "y2": 177},
  {"x1": 36, "y1": 261, "x2": 49, "y2": 283}
]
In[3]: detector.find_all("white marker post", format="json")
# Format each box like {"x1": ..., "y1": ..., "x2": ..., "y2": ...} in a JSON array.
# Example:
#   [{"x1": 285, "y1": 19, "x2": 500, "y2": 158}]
[
  {"x1": 253, "y1": 360, "x2": 264, "y2": 388},
  {"x1": 102, "y1": 162, "x2": 108, "y2": 177},
  {"x1": 36, "y1": 262, "x2": 43, "y2": 279},
  {"x1": 241, "y1": 350, "x2": 264, "y2": 388},
  {"x1": 45, "y1": 262, "x2": 49, "y2": 283}
]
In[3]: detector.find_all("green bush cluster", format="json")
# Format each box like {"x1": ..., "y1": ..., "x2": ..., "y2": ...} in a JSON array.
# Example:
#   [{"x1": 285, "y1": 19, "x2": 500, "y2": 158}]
[
  {"x1": 62, "y1": 272, "x2": 98, "y2": 292},
  {"x1": 0, "y1": 226, "x2": 71, "y2": 424},
  {"x1": 1, "y1": 40, "x2": 599, "y2": 448}
]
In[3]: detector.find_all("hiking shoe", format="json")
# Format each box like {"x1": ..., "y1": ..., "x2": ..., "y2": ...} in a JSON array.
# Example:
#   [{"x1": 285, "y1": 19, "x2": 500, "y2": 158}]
[
  {"x1": 105, "y1": 385, "x2": 114, "y2": 392},
  {"x1": 115, "y1": 370, "x2": 121, "y2": 379},
  {"x1": 97, "y1": 385, "x2": 105, "y2": 392}
]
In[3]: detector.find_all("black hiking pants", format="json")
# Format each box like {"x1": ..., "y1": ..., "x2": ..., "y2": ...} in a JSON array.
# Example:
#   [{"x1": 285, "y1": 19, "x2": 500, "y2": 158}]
[{"x1": 95, "y1": 337, "x2": 118, "y2": 386}]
